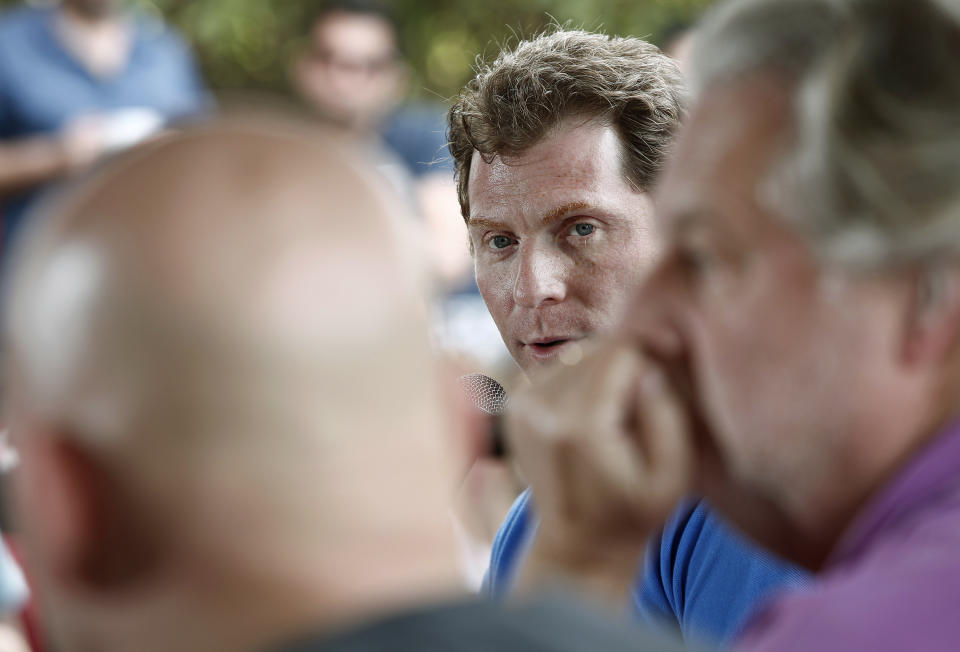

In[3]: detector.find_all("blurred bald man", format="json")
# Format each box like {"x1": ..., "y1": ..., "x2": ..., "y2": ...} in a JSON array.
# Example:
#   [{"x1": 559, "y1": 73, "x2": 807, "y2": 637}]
[{"x1": 0, "y1": 119, "x2": 687, "y2": 652}]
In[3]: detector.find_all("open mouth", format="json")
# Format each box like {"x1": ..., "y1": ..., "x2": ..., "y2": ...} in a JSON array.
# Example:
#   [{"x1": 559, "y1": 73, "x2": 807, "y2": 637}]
[
  {"x1": 524, "y1": 339, "x2": 575, "y2": 359},
  {"x1": 645, "y1": 350, "x2": 717, "y2": 466},
  {"x1": 529, "y1": 339, "x2": 568, "y2": 350}
]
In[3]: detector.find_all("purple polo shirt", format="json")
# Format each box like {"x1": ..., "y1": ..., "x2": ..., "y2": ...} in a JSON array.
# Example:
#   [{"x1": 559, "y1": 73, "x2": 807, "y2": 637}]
[{"x1": 736, "y1": 419, "x2": 960, "y2": 651}]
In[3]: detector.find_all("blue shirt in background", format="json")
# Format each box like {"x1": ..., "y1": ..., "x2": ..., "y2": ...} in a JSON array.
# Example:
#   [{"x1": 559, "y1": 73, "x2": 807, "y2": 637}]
[
  {"x1": 0, "y1": 5, "x2": 210, "y2": 245},
  {"x1": 380, "y1": 103, "x2": 453, "y2": 179},
  {"x1": 486, "y1": 491, "x2": 809, "y2": 645}
]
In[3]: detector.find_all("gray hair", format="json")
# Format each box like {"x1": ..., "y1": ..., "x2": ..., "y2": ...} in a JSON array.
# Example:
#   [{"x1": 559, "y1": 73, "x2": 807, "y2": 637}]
[{"x1": 692, "y1": 0, "x2": 960, "y2": 269}]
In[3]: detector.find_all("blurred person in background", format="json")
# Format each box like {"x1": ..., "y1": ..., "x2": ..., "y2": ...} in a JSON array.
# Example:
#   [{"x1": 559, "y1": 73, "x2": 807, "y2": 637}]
[
  {"x1": 0, "y1": 0, "x2": 209, "y2": 256},
  {"x1": 447, "y1": 28, "x2": 805, "y2": 646},
  {"x1": 504, "y1": 0, "x2": 960, "y2": 650},
  {"x1": 291, "y1": 0, "x2": 505, "y2": 373},
  {"x1": 291, "y1": 0, "x2": 510, "y2": 578},
  {"x1": 1, "y1": 116, "x2": 689, "y2": 652},
  {"x1": 291, "y1": 0, "x2": 445, "y2": 177}
]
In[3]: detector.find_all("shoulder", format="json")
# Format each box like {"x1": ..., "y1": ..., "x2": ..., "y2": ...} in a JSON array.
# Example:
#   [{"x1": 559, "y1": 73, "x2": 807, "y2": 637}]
[
  {"x1": 642, "y1": 500, "x2": 807, "y2": 643},
  {"x1": 0, "y1": 6, "x2": 45, "y2": 50},
  {"x1": 0, "y1": 6, "x2": 50, "y2": 92},
  {"x1": 739, "y1": 533, "x2": 960, "y2": 651},
  {"x1": 652, "y1": 500, "x2": 760, "y2": 581},
  {"x1": 0, "y1": 5, "x2": 44, "y2": 31},
  {"x1": 738, "y1": 581, "x2": 952, "y2": 652},
  {"x1": 656, "y1": 501, "x2": 806, "y2": 589},
  {"x1": 131, "y1": 12, "x2": 194, "y2": 56}
]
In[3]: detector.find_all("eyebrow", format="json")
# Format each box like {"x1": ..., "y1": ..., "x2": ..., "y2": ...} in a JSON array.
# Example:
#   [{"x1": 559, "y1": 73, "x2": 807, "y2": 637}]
[
  {"x1": 466, "y1": 201, "x2": 593, "y2": 231},
  {"x1": 541, "y1": 201, "x2": 590, "y2": 227},
  {"x1": 466, "y1": 217, "x2": 510, "y2": 230}
]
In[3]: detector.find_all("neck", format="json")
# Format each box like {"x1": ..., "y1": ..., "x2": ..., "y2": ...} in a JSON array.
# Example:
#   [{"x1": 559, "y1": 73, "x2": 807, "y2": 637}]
[{"x1": 786, "y1": 378, "x2": 960, "y2": 570}]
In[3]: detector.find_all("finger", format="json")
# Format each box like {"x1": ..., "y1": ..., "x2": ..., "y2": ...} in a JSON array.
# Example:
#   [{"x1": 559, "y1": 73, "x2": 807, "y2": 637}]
[
  {"x1": 579, "y1": 339, "x2": 640, "y2": 398},
  {"x1": 635, "y1": 366, "x2": 695, "y2": 503}
]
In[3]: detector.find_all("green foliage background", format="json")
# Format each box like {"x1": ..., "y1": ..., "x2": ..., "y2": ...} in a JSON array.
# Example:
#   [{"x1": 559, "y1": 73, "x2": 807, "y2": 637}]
[{"x1": 2, "y1": 0, "x2": 713, "y2": 100}]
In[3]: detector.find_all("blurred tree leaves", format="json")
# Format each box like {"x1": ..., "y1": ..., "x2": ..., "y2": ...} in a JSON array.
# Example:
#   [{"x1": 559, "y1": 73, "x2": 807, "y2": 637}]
[{"x1": 2, "y1": 0, "x2": 713, "y2": 99}]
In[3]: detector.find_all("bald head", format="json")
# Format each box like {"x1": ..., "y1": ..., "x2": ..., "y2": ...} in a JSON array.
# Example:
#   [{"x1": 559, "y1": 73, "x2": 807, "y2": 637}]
[
  {"x1": 4, "y1": 119, "x2": 460, "y2": 652},
  {"x1": 10, "y1": 120, "x2": 433, "y2": 442}
]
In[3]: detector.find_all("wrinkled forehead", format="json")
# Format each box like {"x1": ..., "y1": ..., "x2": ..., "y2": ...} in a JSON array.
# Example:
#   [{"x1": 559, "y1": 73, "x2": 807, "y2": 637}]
[
  {"x1": 655, "y1": 75, "x2": 795, "y2": 238},
  {"x1": 466, "y1": 120, "x2": 630, "y2": 212}
]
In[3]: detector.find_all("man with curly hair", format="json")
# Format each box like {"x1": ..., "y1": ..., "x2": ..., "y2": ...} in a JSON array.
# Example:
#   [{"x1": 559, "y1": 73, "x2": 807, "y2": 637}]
[{"x1": 448, "y1": 28, "x2": 806, "y2": 645}]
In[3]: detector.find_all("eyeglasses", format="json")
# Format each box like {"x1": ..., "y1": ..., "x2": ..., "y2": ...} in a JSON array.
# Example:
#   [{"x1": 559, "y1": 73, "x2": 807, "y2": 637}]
[{"x1": 309, "y1": 49, "x2": 397, "y2": 77}]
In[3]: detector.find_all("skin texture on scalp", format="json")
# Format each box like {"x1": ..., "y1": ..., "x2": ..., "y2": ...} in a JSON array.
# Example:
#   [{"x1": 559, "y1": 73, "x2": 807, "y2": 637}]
[{"x1": 4, "y1": 118, "x2": 463, "y2": 652}]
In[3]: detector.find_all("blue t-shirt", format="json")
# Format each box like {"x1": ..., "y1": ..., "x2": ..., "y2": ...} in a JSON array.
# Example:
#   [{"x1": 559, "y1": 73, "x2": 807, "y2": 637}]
[
  {"x1": 0, "y1": 5, "x2": 210, "y2": 243},
  {"x1": 486, "y1": 491, "x2": 809, "y2": 645},
  {"x1": 380, "y1": 103, "x2": 452, "y2": 179}
]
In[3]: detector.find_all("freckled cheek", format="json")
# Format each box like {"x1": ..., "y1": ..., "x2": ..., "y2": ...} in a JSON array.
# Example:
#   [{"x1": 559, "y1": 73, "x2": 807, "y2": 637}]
[
  {"x1": 475, "y1": 265, "x2": 515, "y2": 314},
  {"x1": 565, "y1": 266, "x2": 620, "y2": 311},
  {"x1": 590, "y1": 249, "x2": 653, "y2": 294},
  {"x1": 572, "y1": 257, "x2": 648, "y2": 328}
]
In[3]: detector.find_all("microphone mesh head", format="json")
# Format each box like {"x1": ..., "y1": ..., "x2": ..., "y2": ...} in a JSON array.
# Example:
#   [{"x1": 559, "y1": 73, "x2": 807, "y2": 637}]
[{"x1": 458, "y1": 373, "x2": 508, "y2": 415}]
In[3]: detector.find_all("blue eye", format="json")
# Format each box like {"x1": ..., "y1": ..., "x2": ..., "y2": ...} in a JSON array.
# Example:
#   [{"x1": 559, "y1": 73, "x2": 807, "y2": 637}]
[
  {"x1": 489, "y1": 235, "x2": 516, "y2": 250},
  {"x1": 573, "y1": 223, "x2": 595, "y2": 236}
]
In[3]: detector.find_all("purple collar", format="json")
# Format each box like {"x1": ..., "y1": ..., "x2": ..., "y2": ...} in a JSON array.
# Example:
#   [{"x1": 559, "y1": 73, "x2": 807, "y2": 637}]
[{"x1": 828, "y1": 416, "x2": 960, "y2": 568}]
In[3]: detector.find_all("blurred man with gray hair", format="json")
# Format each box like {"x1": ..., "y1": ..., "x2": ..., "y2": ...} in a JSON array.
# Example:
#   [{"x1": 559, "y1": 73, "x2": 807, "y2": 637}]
[{"x1": 504, "y1": 0, "x2": 960, "y2": 649}]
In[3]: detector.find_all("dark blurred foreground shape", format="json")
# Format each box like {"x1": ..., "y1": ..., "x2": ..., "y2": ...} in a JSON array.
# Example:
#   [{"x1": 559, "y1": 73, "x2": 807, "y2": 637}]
[{"x1": 0, "y1": 115, "x2": 693, "y2": 652}]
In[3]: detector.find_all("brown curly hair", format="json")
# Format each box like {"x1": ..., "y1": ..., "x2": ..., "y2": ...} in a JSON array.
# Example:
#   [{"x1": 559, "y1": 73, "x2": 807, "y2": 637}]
[{"x1": 447, "y1": 29, "x2": 686, "y2": 220}]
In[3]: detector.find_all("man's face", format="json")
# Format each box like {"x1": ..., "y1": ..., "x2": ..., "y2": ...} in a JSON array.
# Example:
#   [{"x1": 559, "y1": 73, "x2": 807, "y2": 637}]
[
  {"x1": 628, "y1": 77, "x2": 909, "y2": 518},
  {"x1": 64, "y1": 0, "x2": 124, "y2": 18},
  {"x1": 295, "y1": 12, "x2": 403, "y2": 128},
  {"x1": 467, "y1": 120, "x2": 658, "y2": 371}
]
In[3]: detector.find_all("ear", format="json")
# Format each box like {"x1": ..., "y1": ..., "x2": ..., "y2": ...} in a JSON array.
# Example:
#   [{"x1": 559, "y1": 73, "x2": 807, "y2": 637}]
[
  {"x1": 12, "y1": 430, "x2": 161, "y2": 594},
  {"x1": 901, "y1": 266, "x2": 960, "y2": 368},
  {"x1": 13, "y1": 430, "x2": 99, "y2": 591}
]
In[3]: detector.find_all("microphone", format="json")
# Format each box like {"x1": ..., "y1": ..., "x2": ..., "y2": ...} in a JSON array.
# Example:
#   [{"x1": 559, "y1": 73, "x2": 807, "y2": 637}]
[{"x1": 458, "y1": 373, "x2": 508, "y2": 458}]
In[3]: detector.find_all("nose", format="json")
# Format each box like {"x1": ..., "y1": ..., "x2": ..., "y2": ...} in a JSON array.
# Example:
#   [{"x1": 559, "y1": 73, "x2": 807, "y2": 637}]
[{"x1": 513, "y1": 243, "x2": 568, "y2": 308}]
